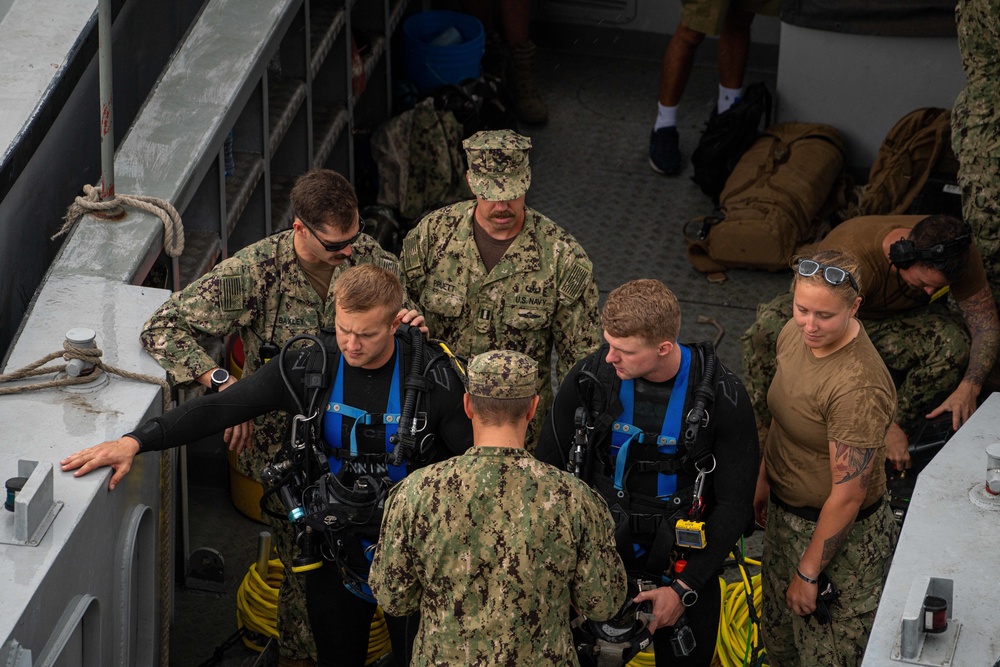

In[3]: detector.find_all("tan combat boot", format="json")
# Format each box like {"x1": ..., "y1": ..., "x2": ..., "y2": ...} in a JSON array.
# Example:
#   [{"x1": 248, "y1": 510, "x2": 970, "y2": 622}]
[{"x1": 511, "y1": 40, "x2": 548, "y2": 124}]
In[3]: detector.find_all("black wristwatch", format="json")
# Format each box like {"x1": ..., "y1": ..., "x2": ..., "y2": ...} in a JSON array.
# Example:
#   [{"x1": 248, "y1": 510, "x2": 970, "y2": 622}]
[
  {"x1": 209, "y1": 368, "x2": 230, "y2": 392},
  {"x1": 670, "y1": 580, "x2": 698, "y2": 607}
]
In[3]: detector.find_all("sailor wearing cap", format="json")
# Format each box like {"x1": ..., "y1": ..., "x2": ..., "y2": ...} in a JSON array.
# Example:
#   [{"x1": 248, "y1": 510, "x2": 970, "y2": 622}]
[
  {"x1": 370, "y1": 350, "x2": 627, "y2": 666},
  {"x1": 401, "y1": 129, "x2": 601, "y2": 450}
]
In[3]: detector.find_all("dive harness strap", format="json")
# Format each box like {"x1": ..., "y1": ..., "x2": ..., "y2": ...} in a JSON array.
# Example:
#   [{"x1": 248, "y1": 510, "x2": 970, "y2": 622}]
[
  {"x1": 326, "y1": 339, "x2": 406, "y2": 482},
  {"x1": 588, "y1": 342, "x2": 720, "y2": 580}
]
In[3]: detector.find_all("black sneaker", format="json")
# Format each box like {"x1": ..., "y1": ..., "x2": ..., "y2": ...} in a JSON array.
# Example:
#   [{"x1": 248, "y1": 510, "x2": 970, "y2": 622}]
[{"x1": 649, "y1": 127, "x2": 682, "y2": 175}]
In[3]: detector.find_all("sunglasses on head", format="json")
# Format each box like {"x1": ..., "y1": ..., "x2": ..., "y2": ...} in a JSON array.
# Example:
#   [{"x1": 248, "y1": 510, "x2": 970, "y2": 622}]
[
  {"x1": 796, "y1": 259, "x2": 860, "y2": 293},
  {"x1": 300, "y1": 216, "x2": 365, "y2": 252}
]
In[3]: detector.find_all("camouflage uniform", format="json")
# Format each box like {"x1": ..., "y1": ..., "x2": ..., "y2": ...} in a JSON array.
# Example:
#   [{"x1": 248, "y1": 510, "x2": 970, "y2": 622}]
[
  {"x1": 953, "y1": 0, "x2": 1000, "y2": 302},
  {"x1": 369, "y1": 351, "x2": 627, "y2": 666},
  {"x1": 761, "y1": 500, "x2": 898, "y2": 667},
  {"x1": 140, "y1": 228, "x2": 402, "y2": 663},
  {"x1": 401, "y1": 132, "x2": 601, "y2": 450},
  {"x1": 742, "y1": 291, "x2": 968, "y2": 435}
]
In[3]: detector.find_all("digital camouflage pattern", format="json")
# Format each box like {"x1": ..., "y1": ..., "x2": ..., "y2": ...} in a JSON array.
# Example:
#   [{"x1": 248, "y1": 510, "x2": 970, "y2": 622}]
[
  {"x1": 371, "y1": 97, "x2": 472, "y2": 219},
  {"x1": 140, "y1": 228, "x2": 402, "y2": 661},
  {"x1": 401, "y1": 201, "x2": 600, "y2": 450},
  {"x1": 467, "y1": 350, "x2": 538, "y2": 399},
  {"x1": 761, "y1": 499, "x2": 898, "y2": 667},
  {"x1": 264, "y1": 501, "x2": 314, "y2": 662},
  {"x1": 953, "y1": 0, "x2": 1000, "y2": 323},
  {"x1": 741, "y1": 291, "x2": 968, "y2": 435},
  {"x1": 463, "y1": 129, "x2": 532, "y2": 201},
  {"x1": 369, "y1": 447, "x2": 627, "y2": 666}
]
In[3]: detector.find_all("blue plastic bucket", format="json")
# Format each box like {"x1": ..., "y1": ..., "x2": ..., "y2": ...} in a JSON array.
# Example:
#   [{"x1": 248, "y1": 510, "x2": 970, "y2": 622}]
[{"x1": 403, "y1": 11, "x2": 484, "y2": 93}]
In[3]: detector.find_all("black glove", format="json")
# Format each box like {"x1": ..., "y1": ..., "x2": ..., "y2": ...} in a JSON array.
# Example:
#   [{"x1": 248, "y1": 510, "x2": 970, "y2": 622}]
[{"x1": 808, "y1": 573, "x2": 841, "y2": 625}]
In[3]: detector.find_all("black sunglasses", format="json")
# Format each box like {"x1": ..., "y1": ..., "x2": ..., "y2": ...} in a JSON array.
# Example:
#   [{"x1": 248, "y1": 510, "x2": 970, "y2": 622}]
[
  {"x1": 796, "y1": 259, "x2": 860, "y2": 293},
  {"x1": 301, "y1": 217, "x2": 365, "y2": 252}
]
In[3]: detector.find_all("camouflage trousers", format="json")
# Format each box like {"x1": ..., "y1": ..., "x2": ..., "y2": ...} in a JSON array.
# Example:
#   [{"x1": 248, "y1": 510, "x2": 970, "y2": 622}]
[
  {"x1": 954, "y1": 126, "x2": 1000, "y2": 388},
  {"x1": 954, "y1": 118, "x2": 1000, "y2": 297},
  {"x1": 761, "y1": 497, "x2": 898, "y2": 667},
  {"x1": 240, "y1": 434, "x2": 317, "y2": 663},
  {"x1": 741, "y1": 292, "x2": 969, "y2": 436}
]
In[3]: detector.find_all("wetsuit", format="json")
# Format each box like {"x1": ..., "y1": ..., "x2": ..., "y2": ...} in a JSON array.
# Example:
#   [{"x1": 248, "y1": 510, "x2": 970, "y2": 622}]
[
  {"x1": 536, "y1": 343, "x2": 758, "y2": 667},
  {"x1": 128, "y1": 329, "x2": 472, "y2": 666}
]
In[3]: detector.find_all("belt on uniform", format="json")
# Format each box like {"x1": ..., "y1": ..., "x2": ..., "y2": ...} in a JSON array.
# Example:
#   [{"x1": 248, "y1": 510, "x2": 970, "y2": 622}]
[{"x1": 770, "y1": 491, "x2": 883, "y2": 523}]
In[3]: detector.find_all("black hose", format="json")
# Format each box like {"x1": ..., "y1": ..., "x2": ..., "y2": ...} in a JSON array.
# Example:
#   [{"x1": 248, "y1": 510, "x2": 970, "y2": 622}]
[
  {"x1": 391, "y1": 325, "x2": 424, "y2": 466},
  {"x1": 684, "y1": 347, "x2": 717, "y2": 448}
]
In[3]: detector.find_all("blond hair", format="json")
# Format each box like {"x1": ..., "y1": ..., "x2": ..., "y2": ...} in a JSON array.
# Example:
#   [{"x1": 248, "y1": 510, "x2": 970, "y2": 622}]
[
  {"x1": 601, "y1": 279, "x2": 681, "y2": 344},
  {"x1": 332, "y1": 265, "x2": 403, "y2": 322}
]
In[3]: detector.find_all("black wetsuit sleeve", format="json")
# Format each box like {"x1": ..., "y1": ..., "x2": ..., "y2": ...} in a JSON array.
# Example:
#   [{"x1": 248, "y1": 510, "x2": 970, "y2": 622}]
[
  {"x1": 676, "y1": 362, "x2": 760, "y2": 593},
  {"x1": 536, "y1": 356, "x2": 590, "y2": 470},
  {"x1": 127, "y1": 346, "x2": 313, "y2": 452},
  {"x1": 424, "y1": 359, "x2": 473, "y2": 456}
]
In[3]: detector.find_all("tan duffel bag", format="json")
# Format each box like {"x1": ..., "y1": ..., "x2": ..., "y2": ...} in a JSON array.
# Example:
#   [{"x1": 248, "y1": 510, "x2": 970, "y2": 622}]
[{"x1": 685, "y1": 122, "x2": 846, "y2": 274}]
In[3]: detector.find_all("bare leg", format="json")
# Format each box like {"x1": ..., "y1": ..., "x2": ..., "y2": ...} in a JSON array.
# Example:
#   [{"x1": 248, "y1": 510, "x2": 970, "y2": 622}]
[
  {"x1": 499, "y1": 0, "x2": 532, "y2": 45},
  {"x1": 500, "y1": 0, "x2": 547, "y2": 124},
  {"x1": 658, "y1": 22, "x2": 707, "y2": 107},
  {"x1": 717, "y1": 8, "x2": 755, "y2": 89}
]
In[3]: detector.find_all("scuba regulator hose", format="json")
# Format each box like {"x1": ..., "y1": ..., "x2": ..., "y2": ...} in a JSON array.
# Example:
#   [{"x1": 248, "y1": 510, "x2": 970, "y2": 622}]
[{"x1": 391, "y1": 324, "x2": 425, "y2": 466}]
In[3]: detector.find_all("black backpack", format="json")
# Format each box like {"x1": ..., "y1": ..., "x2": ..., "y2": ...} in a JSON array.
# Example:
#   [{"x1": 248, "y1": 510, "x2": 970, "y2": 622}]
[
  {"x1": 690, "y1": 82, "x2": 773, "y2": 204},
  {"x1": 430, "y1": 75, "x2": 519, "y2": 140}
]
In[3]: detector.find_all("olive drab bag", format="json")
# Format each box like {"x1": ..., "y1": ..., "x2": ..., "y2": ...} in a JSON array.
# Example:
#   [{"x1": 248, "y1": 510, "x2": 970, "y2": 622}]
[
  {"x1": 848, "y1": 107, "x2": 958, "y2": 218},
  {"x1": 684, "y1": 122, "x2": 846, "y2": 274}
]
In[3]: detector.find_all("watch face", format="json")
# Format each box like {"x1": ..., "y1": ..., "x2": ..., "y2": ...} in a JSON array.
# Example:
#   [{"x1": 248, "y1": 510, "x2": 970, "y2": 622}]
[
  {"x1": 673, "y1": 582, "x2": 697, "y2": 606},
  {"x1": 211, "y1": 369, "x2": 229, "y2": 386}
]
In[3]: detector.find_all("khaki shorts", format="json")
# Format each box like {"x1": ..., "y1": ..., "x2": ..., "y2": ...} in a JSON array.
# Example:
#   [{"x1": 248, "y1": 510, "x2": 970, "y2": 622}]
[{"x1": 680, "y1": 0, "x2": 780, "y2": 36}]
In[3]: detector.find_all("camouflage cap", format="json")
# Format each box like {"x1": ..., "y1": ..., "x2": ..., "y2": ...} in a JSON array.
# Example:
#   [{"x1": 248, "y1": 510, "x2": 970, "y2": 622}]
[
  {"x1": 463, "y1": 129, "x2": 532, "y2": 201},
  {"x1": 467, "y1": 350, "x2": 538, "y2": 399}
]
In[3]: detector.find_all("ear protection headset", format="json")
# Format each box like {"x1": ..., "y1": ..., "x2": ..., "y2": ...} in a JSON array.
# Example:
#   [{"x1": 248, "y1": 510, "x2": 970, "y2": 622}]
[{"x1": 888, "y1": 234, "x2": 971, "y2": 270}]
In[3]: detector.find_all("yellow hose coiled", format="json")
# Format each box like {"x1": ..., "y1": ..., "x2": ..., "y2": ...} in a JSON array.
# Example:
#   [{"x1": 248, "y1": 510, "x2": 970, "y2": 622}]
[
  {"x1": 715, "y1": 555, "x2": 768, "y2": 667},
  {"x1": 623, "y1": 552, "x2": 768, "y2": 667},
  {"x1": 626, "y1": 644, "x2": 656, "y2": 666},
  {"x1": 236, "y1": 558, "x2": 283, "y2": 651},
  {"x1": 365, "y1": 606, "x2": 393, "y2": 665},
  {"x1": 235, "y1": 557, "x2": 393, "y2": 663}
]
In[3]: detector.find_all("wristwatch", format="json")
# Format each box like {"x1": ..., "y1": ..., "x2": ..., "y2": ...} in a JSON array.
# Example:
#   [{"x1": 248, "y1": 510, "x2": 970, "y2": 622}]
[
  {"x1": 670, "y1": 580, "x2": 698, "y2": 607},
  {"x1": 209, "y1": 368, "x2": 230, "y2": 392}
]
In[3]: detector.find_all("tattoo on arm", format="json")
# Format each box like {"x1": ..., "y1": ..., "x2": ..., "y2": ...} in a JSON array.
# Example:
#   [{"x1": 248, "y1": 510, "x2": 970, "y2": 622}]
[
  {"x1": 821, "y1": 523, "x2": 853, "y2": 567},
  {"x1": 959, "y1": 287, "x2": 1000, "y2": 387},
  {"x1": 833, "y1": 441, "x2": 875, "y2": 488}
]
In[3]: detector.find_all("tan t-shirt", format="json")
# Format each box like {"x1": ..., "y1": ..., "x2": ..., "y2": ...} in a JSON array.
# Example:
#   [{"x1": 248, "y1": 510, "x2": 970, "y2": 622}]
[
  {"x1": 820, "y1": 215, "x2": 987, "y2": 319},
  {"x1": 764, "y1": 318, "x2": 896, "y2": 509}
]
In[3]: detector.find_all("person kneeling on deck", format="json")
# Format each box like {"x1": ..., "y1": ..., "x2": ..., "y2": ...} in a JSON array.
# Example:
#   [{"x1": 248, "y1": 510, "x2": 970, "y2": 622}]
[
  {"x1": 742, "y1": 214, "x2": 999, "y2": 471},
  {"x1": 536, "y1": 279, "x2": 759, "y2": 667},
  {"x1": 62, "y1": 265, "x2": 472, "y2": 667},
  {"x1": 369, "y1": 350, "x2": 628, "y2": 666}
]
